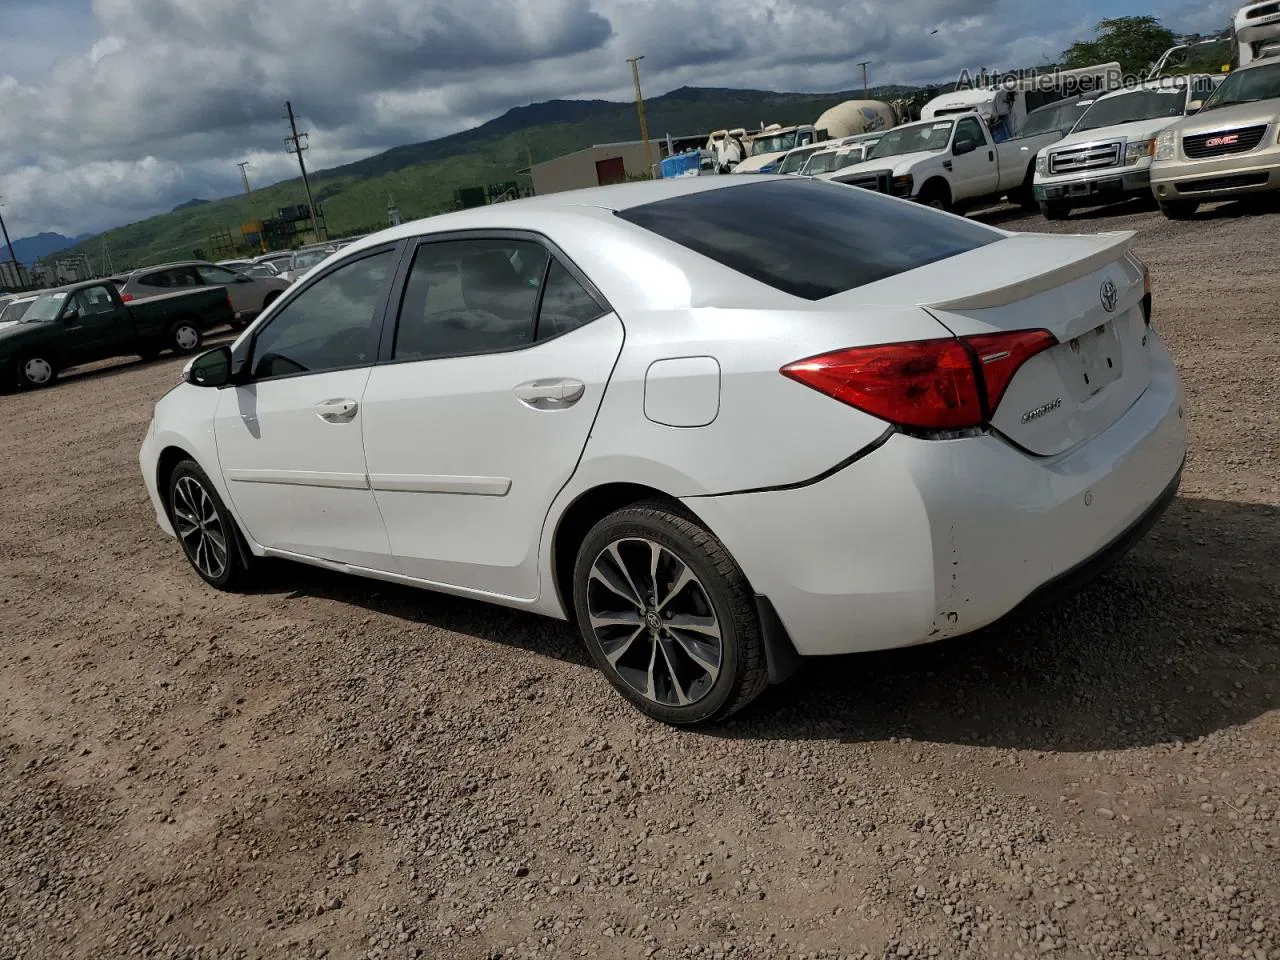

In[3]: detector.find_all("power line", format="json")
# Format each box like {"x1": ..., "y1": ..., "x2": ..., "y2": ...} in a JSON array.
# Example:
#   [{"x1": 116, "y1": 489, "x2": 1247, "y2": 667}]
[
  {"x1": 284, "y1": 101, "x2": 324, "y2": 242},
  {"x1": 237, "y1": 161, "x2": 253, "y2": 196}
]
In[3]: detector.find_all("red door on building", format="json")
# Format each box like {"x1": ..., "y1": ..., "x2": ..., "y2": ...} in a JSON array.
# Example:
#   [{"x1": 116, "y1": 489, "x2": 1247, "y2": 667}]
[{"x1": 595, "y1": 156, "x2": 626, "y2": 186}]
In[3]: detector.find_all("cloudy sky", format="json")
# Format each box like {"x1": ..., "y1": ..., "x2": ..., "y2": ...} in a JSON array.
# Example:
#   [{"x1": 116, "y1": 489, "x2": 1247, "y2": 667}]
[{"x1": 0, "y1": 0, "x2": 1237, "y2": 240}]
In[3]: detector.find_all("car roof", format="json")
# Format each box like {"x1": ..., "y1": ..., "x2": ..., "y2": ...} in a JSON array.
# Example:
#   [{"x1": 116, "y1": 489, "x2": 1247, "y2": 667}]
[{"x1": 333, "y1": 177, "x2": 781, "y2": 260}]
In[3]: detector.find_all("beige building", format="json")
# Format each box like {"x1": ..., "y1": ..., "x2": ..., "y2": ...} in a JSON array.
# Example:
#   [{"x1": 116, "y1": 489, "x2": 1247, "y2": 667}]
[{"x1": 526, "y1": 140, "x2": 665, "y2": 196}]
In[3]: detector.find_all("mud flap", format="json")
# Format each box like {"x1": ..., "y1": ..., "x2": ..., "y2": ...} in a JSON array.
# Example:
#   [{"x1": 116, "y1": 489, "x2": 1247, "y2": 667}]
[{"x1": 755, "y1": 594, "x2": 802, "y2": 685}]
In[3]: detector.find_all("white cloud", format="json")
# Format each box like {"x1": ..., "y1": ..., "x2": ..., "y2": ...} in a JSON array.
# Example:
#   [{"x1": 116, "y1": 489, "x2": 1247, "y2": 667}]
[{"x1": 0, "y1": 0, "x2": 1228, "y2": 238}]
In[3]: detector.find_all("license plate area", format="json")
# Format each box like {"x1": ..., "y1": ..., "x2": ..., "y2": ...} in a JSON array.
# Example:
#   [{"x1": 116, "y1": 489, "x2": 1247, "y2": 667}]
[{"x1": 1070, "y1": 323, "x2": 1123, "y2": 397}]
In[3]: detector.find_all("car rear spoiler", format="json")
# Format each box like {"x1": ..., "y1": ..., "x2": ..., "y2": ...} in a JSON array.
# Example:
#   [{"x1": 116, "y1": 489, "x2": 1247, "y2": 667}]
[{"x1": 926, "y1": 230, "x2": 1137, "y2": 311}]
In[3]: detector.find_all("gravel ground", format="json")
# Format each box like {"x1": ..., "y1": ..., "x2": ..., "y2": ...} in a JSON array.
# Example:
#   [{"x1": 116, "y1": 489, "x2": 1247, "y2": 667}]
[{"x1": 0, "y1": 198, "x2": 1276, "y2": 960}]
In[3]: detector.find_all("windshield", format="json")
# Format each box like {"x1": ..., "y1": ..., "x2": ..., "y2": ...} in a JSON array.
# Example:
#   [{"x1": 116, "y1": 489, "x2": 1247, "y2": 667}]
[
  {"x1": 868, "y1": 121, "x2": 954, "y2": 159},
  {"x1": 1074, "y1": 87, "x2": 1187, "y2": 132},
  {"x1": 18, "y1": 292, "x2": 69, "y2": 323},
  {"x1": 291, "y1": 250, "x2": 330, "y2": 270},
  {"x1": 803, "y1": 148, "x2": 866, "y2": 174},
  {"x1": 1020, "y1": 100, "x2": 1087, "y2": 137},
  {"x1": 0, "y1": 299, "x2": 35, "y2": 324},
  {"x1": 750, "y1": 132, "x2": 799, "y2": 156},
  {"x1": 776, "y1": 145, "x2": 823, "y2": 173},
  {"x1": 1200, "y1": 62, "x2": 1280, "y2": 110}
]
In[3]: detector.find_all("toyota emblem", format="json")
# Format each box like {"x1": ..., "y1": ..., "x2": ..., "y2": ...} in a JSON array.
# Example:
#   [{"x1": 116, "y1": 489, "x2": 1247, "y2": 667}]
[{"x1": 1100, "y1": 278, "x2": 1118, "y2": 312}]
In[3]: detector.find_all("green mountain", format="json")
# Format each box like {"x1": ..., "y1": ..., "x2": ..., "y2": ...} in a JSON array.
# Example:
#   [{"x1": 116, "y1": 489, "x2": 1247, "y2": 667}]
[{"x1": 60, "y1": 84, "x2": 920, "y2": 272}]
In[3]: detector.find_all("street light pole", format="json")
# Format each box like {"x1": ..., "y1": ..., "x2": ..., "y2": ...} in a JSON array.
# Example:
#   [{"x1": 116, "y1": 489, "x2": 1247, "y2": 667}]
[{"x1": 627, "y1": 56, "x2": 654, "y2": 178}]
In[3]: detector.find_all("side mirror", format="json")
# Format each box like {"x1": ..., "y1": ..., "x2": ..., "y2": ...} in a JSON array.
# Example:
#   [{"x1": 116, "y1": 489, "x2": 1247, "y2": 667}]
[
  {"x1": 953, "y1": 138, "x2": 978, "y2": 156},
  {"x1": 183, "y1": 345, "x2": 232, "y2": 387},
  {"x1": 1187, "y1": 99, "x2": 1204, "y2": 114},
  {"x1": 62, "y1": 309, "x2": 81, "y2": 323},
  {"x1": 234, "y1": 275, "x2": 253, "y2": 283}
]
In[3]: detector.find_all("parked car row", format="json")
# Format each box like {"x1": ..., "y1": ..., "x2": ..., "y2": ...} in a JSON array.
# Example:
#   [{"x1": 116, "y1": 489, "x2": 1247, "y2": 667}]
[
  {"x1": 814, "y1": 59, "x2": 1280, "y2": 222},
  {"x1": 0, "y1": 279, "x2": 233, "y2": 389}
]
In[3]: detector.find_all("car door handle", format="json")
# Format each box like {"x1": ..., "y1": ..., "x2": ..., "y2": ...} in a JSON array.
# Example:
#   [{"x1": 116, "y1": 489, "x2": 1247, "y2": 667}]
[
  {"x1": 315, "y1": 398, "x2": 359, "y2": 423},
  {"x1": 513, "y1": 378, "x2": 585, "y2": 409}
]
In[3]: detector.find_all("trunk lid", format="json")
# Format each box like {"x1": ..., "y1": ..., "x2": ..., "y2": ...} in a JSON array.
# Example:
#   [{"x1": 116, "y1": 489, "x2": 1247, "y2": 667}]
[{"x1": 847, "y1": 230, "x2": 1151, "y2": 456}]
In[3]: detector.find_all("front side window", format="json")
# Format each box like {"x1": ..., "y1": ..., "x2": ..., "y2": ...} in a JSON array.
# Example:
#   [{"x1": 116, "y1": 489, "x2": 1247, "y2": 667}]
[
  {"x1": 955, "y1": 117, "x2": 986, "y2": 147},
  {"x1": 196, "y1": 265, "x2": 242, "y2": 285},
  {"x1": 73, "y1": 285, "x2": 116, "y2": 316},
  {"x1": 392, "y1": 238, "x2": 548, "y2": 361},
  {"x1": 250, "y1": 248, "x2": 396, "y2": 379}
]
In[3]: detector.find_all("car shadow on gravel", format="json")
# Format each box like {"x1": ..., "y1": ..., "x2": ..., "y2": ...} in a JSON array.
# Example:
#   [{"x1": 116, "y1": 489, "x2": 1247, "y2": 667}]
[
  {"x1": 711, "y1": 496, "x2": 1280, "y2": 752},
  {"x1": 239, "y1": 497, "x2": 1278, "y2": 753},
  {"x1": 247, "y1": 562, "x2": 594, "y2": 668}
]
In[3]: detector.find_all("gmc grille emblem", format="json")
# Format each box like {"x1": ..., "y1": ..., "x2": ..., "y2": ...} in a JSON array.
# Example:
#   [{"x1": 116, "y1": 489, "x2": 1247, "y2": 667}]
[{"x1": 1205, "y1": 134, "x2": 1239, "y2": 147}]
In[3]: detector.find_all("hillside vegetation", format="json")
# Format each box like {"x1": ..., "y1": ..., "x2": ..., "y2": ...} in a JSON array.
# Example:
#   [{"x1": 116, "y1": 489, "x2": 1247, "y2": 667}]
[{"x1": 59, "y1": 85, "x2": 915, "y2": 271}]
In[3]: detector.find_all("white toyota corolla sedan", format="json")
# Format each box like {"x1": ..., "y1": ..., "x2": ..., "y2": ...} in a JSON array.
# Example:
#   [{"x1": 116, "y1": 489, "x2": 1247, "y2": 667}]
[{"x1": 139, "y1": 175, "x2": 1187, "y2": 725}]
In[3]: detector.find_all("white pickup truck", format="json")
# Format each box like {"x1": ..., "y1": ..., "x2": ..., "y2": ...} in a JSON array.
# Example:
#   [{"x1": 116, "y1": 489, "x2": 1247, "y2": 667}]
[
  {"x1": 830, "y1": 110, "x2": 1068, "y2": 212},
  {"x1": 1032, "y1": 75, "x2": 1223, "y2": 219}
]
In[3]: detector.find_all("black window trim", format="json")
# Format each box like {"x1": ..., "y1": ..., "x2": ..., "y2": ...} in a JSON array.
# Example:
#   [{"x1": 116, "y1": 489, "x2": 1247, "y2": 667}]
[
  {"x1": 374, "y1": 227, "x2": 612, "y2": 368},
  {"x1": 228, "y1": 239, "x2": 407, "y2": 386}
]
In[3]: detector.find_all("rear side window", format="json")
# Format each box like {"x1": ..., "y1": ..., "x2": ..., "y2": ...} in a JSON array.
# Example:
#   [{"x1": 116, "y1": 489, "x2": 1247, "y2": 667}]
[
  {"x1": 614, "y1": 179, "x2": 1002, "y2": 301},
  {"x1": 537, "y1": 261, "x2": 606, "y2": 340}
]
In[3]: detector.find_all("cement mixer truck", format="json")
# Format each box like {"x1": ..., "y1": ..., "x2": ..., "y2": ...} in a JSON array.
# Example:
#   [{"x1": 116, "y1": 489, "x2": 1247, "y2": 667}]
[{"x1": 730, "y1": 99, "x2": 902, "y2": 174}]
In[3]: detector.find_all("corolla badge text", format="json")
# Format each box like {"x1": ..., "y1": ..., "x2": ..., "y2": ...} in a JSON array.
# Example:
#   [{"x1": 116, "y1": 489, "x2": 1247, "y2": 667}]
[{"x1": 1021, "y1": 397, "x2": 1062, "y2": 424}]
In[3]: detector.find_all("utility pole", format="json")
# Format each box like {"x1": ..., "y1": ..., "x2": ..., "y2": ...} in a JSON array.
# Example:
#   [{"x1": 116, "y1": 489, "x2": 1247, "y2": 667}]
[
  {"x1": 0, "y1": 198, "x2": 24, "y2": 289},
  {"x1": 237, "y1": 161, "x2": 253, "y2": 196},
  {"x1": 857, "y1": 60, "x2": 873, "y2": 98},
  {"x1": 284, "y1": 101, "x2": 324, "y2": 242},
  {"x1": 627, "y1": 56, "x2": 654, "y2": 178}
]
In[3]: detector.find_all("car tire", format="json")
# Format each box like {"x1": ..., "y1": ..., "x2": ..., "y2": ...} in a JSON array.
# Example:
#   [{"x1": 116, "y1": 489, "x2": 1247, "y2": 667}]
[
  {"x1": 1040, "y1": 201, "x2": 1071, "y2": 221},
  {"x1": 168, "y1": 318, "x2": 203, "y2": 355},
  {"x1": 917, "y1": 181, "x2": 952, "y2": 212},
  {"x1": 1159, "y1": 199, "x2": 1199, "y2": 220},
  {"x1": 572, "y1": 500, "x2": 769, "y2": 726},
  {"x1": 166, "y1": 459, "x2": 256, "y2": 591},
  {"x1": 15, "y1": 353, "x2": 58, "y2": 390}
]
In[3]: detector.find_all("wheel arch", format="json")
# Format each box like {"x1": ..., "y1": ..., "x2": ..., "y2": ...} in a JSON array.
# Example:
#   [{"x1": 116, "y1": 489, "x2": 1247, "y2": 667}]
[
  {"x1": 547, "y1": 481, "x2": 801, "y2": 685},
  {"x1": 155, "y1": 443, "x2": 257, "y2": 569},
  {"x1": 918, "y1": 176, "x2": 952, "y2": 204},
  {"x1": 549, "y1": 482, "x2": 693, "y2": 618}
]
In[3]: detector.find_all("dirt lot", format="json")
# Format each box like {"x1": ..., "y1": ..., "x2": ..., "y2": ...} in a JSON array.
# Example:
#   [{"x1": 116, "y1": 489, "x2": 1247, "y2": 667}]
[{"x1": 1, "y1": 199, "x2": 1277, "y2": 960}]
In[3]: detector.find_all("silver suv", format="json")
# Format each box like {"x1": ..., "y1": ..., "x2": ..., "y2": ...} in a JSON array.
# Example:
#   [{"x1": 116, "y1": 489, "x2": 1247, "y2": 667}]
[
  {"x1": 115, "y1": 260, "x2": 289, "y2": 329},
  {"x1": 1150, "y1": 55, "x2": 1280, "y2": 217}
]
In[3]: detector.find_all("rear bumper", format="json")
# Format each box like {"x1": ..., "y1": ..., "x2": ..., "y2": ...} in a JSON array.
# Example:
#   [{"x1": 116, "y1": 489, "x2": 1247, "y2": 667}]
[
  {"x1": 686, "y1": 340, "x2": 1187, "y2": 657},
  {"x1": 1035, "y1": 169, "x2": 1150, "y2": 204}
]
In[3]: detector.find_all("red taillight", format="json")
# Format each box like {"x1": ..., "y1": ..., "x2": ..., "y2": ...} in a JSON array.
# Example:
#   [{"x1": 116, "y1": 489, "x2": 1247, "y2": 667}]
[
  {"x1": 781, "y1": 329, "x2": 1057, "y2": 432},
  {"x1": 121, "y1": 293, "x2": 134, "y2": 302},
  {"x1": 964, "y1": 329, "x2": 1059, "y2": 415}
]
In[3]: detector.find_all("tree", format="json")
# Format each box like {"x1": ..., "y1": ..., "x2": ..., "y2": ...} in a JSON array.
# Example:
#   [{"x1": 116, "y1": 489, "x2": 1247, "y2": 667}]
[{"x1": 1061, "y1": 16, "x2": 1178, "y2": 76}]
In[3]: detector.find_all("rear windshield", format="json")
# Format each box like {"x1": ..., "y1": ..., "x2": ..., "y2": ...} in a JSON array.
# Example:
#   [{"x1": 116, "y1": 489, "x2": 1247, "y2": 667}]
[{"x1": 614, "y1": 178, "x2": 1002, "y2": 301}]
